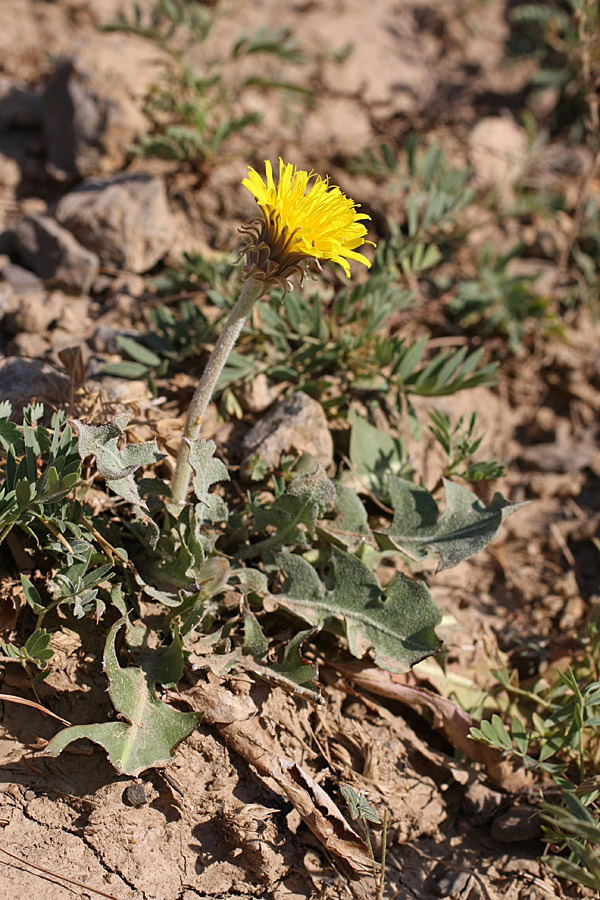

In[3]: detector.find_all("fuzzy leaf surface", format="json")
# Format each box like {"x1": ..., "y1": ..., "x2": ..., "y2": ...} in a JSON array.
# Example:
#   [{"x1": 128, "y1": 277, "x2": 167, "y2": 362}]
[
  {"x1": 318, "y1": 483, "x2": 372, "y2": 550},
  {"x1": 46, "y1": 618, "x2": 199, "y2": 775},
  {"x1": 187, "y1": 439, "x2": 229, "y2": 522},
  {"x1": 378, "y1": 476, "x2": 525, "y2": 571},
  {"x1": 72, "y1": 416, "x2": 163, "y2": 520},
  {"x1": 271, "y1": 548, "x2": 442, "y2": 673},
  {"x1": 346, "y1": 410, "x2": 410, "y2": 495}
]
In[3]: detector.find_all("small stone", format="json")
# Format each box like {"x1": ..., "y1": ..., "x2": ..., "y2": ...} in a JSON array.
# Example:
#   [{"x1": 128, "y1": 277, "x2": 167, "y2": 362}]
[
  {"x1": 461, "y1": 781, "x2": 504, "y2": 827},
  {"x1": 241, "y1": 391, "x2": 333, "y2": 475},
  {"x1": 56, "y1": 173, "x2": 175, "y2": 274},
  {"x1": 427, "y1": 862, "x2": 471, "y2": 897},
  {"x1": 0, "y1": 281, "x2": 16, "y2": 317},
  {"x1": 468, "y1": 117, "x2": 527, "y2": 188},
  {"x1": 0, "y1": 153, "x2": 20, "y2": 190},
  {"x1": 124, "y1": 783, "x2": 148, "y2": 807},
  {"x1": 6, "y1": 332, "x2": 51, "y2": 358},
  {"x1": 490, "y1": 805, "x2": 542, "y2": 843},
  {"x1": 11, "y1": 214, "x2": 99, "y2": 294},
  {"x1": 56, "y1": 294, "x2": 93, "y2": 336},
  {"x1": 1, "y1": 263, "x2": 43, "y2": 292}
]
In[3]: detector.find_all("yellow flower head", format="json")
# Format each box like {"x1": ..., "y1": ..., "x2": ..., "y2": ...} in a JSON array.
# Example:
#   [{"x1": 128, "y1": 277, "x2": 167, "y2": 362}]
[{"x1": 240, "y1": 159, "x2": 373, "y2": 288}]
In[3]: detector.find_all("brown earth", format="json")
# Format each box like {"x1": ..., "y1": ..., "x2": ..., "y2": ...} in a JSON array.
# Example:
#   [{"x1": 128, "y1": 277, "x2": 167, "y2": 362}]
[{"x1": 0, "y1": 1, "x2": 599, "y2": 899}]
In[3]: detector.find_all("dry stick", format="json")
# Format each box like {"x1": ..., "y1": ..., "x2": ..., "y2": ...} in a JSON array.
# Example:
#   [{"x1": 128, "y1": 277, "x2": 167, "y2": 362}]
[
  {"x1": 0, "y1": 846, "x2": 122, "y2": 900},
  {"x1": 0, "y1": 693, "x2": 70, "y2": 726},
  {"x1": 171, "y1": 277, "x2": 264, "y2": 505}
]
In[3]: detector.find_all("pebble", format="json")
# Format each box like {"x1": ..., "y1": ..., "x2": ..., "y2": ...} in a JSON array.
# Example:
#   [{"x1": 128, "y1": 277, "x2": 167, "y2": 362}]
[
  {"x1": 10, "y1": 214, "x2": 99, "y2": 294},
  {"x1": 124, "y1": 783, "x2": 148, "y2": 807}
]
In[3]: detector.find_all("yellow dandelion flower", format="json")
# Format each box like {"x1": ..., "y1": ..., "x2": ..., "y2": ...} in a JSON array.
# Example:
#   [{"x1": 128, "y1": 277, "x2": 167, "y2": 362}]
[{"x1": 240, "y1": 158, "x2": 373, "y2": 287}]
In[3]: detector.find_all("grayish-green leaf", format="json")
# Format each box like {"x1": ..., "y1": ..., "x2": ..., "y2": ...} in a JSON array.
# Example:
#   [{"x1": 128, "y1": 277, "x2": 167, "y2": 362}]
[
  {"x1": 72, "y1": 416, "x2": 163, "y2": 516},
  {"x1": 243, "y1": 609, "x2": 268, "y2": 659},
  {"x1": 377, "y1": 476, "x2": 525, "y2": 571},
  {"x1": 346, "y1": 409, "x2": 411, "y2": 495},
  {"x1": 271, "y1": 548, "x2": 442, "y2": 673},
  {"x1": 271, "y1": 628, "x2": 319, "y2": 693},
  {"x1": 319, "y1": 483, "x2": 372, "y2": 550},
  {"x1": 187, "y1": 439, "x2": 229, "y2": 521},
  {"x1": 46, "y1": 618, "x2": 199, "y2": 775}
]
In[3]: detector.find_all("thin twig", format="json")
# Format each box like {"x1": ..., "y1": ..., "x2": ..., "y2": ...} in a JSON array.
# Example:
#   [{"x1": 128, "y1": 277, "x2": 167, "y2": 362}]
[
  {"x1": 550, "y1": 521, "x2": 576, "y2": 568},
  {"x1": 35, "y1": 516, "x2": 74, "y2": 554},
  {"x1": 0, "y1": 693, "x2": 70, "y2": 726}
]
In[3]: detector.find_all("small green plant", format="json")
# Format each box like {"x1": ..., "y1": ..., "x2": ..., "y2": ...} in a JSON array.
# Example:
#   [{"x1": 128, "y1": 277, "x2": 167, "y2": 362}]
[
  {"x1": 105, "y1": 253, "x2": 499, "y2": 431},
  {"x1": 352, "y1": 138, "x2": 474, "y2": 281},
  {"x1": 349, "y1": 139, "x2": 569, "y2": 352},
  {"x1": 470, "y1": 616, "x2": 600, "y2": 892},
  {"x1": 508, "y1": 0, "x2": 599, "y2": 143},
  {"x1": 107, "y1": 2, "x2": 309, "y2": 176},
  {"x1": 508, "y1": 0, "x2": 600, "y2": 308},
  {"x1": 341, "y1": 784, "x2": 387, "y2": 900},
  {"x1": 447, "y1": 244, "x2": 557, "y2": 351},
  {"x1": 541, "y1": 792, "x2": 600, "y2": 892},
  {"x1": 428, "y1": 409, "x2": 506, "y2": 482}
]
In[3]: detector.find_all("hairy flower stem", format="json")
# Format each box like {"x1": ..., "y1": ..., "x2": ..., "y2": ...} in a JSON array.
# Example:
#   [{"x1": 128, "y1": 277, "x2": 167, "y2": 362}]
[{"x1": 171, "y1": 277, "x2": 264, "y2": 505}]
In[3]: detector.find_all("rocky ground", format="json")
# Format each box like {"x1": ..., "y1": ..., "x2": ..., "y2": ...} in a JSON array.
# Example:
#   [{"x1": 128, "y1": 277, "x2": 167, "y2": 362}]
[{"x1": 0, "y1": 1, "x2": 599, "y2": 899}]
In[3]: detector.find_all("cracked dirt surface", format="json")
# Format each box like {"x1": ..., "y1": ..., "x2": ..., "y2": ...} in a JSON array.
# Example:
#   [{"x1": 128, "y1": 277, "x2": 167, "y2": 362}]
[{"x1": 0, "y1": 0, "x2": 599, "y2": 898}]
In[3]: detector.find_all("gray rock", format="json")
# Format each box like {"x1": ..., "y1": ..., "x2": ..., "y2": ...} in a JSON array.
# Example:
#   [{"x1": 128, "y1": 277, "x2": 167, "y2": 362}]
[
  {"x1": 0, "y1": 281, "x2": 17, "y2": 319},
  {"x1": 11, "y1": 214, "x2": 99, "y2": 294},
  {"x1": 427, "y1": 862, "x2": 471, "y2": 898},
  {"x1": 56, "y1": 173, "x2": 175, "y2": 274},
  {"x1": 241, "y1": 391, "x2": 333, "y2": 474},
  {"x1": 6, "y1": 332, "x2": 51, "y2": 359},
  {"x1": 42, "y1": 34, "x2": 165, "y2": 179},
  {"x1": 490, "y1": 805, "x2": 542, "y2": 843},
  {"x1": 0, "y1": 357, "x2": 69, "y2": 413},
  {"x1": 0, "y1": 264, "x2": 46, "y2": 328},
  {"x1": 3, "y1": 289, "x2": 65, "y2": 336}
]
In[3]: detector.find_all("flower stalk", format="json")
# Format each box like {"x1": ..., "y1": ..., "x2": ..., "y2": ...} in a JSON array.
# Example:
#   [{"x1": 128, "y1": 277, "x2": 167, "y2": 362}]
[
  {"x1": 171, "y1": 158, "x2": 373, "y2": 505},
  {"x1": 171, "y1": 277, "x2": 264, "y2": 505}
]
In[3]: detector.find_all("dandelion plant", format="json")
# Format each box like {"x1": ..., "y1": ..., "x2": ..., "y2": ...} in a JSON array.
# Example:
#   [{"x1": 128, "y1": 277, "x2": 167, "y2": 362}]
[{"x1": 171, "y1": 158, "x2": 374, "y2": 503}]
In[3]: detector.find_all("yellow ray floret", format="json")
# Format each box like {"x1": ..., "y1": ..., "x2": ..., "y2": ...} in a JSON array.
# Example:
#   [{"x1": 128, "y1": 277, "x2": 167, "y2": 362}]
[{"x1": 242, "y1": 159, "x2": 373, "y2": 278}]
